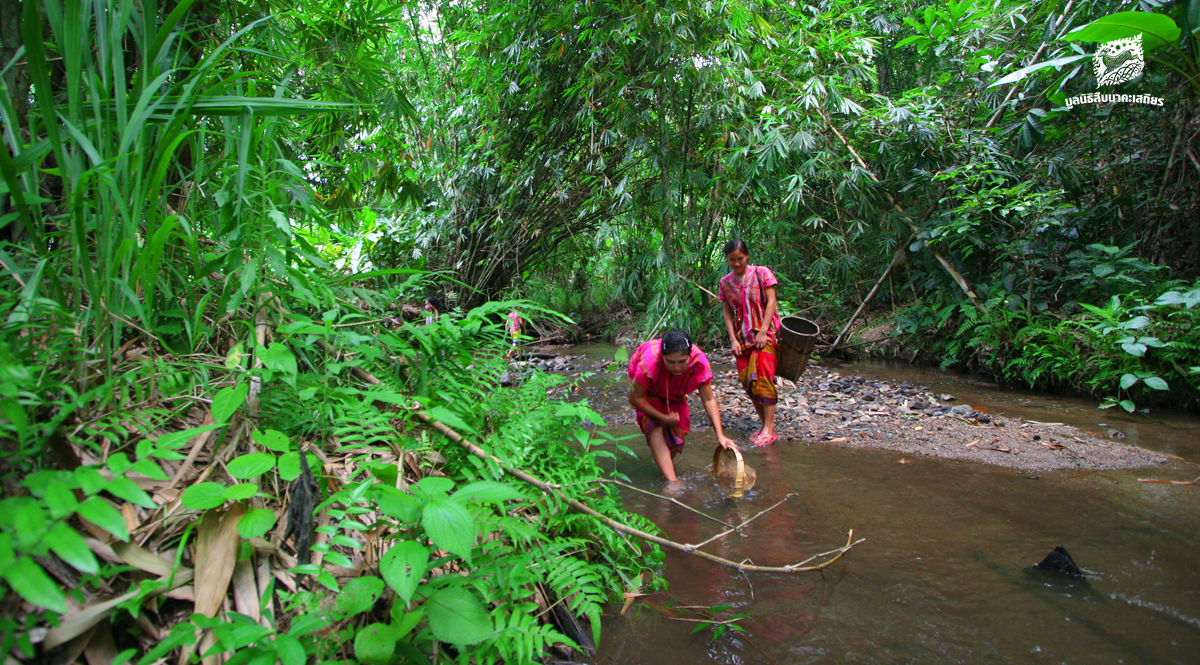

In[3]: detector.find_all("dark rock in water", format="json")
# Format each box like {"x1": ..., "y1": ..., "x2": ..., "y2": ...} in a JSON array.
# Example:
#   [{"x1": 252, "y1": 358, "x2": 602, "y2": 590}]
[
  {"x1": 1035, "y1": 546, "x2": 1085, "y2": 578},
  {"x1": 951, "y1": 404, "x2": 975, "y2": 415}
]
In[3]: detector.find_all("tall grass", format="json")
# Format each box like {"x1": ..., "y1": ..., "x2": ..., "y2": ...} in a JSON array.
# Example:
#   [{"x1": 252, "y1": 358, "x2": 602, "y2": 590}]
[{"x1": 0, "y1": 0, "x2": 356, "y2": 385}]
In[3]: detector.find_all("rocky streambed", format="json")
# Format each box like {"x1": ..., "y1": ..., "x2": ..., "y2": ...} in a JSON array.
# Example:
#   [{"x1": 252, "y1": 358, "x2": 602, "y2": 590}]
[{"x1": 529, "y1": 347, "x2": 1172, "y2": 473}]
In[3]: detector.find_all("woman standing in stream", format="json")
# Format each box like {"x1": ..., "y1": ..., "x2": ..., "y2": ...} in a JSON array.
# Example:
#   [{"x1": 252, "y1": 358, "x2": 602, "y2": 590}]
[
  {"x1": 718, "y1": 239, "x2": 783, "y2": 447},
  {"x1": 627, "y1": 331, "x2": 738, "y2": 484}
]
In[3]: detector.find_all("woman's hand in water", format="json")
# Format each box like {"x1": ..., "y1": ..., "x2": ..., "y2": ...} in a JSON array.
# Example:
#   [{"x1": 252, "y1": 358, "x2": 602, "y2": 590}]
[{"x1": 718, "y1": 435, "x2": 738, "y2": 451}]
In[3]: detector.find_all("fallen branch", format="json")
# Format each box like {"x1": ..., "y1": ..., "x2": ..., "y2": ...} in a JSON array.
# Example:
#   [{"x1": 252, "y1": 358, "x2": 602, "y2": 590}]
[
  {"x1": 412, "y1": 408, "x2": 862, "y2": 573},
  {"x1": 344, "y1": 359, "x2": 863, "y2": 572},
  {"x1": 599, "y1": 479, "x2": 734, "y2": 528},
  {"x1": 684, "y1": 494, "x2": 794, "y2": 551}
]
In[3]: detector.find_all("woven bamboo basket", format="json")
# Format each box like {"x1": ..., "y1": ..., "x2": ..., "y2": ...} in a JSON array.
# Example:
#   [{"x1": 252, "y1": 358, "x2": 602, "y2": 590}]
[
  {"x1": 712, "y1": 446, "x2": 756, "y2": 498},
  {"x1": 776, "y1": 316, "x2": 820, "y2": 382}
]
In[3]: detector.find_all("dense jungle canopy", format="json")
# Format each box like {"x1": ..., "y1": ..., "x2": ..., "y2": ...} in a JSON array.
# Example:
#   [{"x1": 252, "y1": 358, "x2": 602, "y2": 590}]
[{"x1": 0, "y1": 0, "x2": 1198, "y2": 662}]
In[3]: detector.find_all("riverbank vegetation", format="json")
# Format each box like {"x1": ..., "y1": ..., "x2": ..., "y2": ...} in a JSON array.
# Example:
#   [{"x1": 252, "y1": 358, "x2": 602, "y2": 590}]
[{"x1": 1, "y1": 0, "x2": 1198, "y2": 662}]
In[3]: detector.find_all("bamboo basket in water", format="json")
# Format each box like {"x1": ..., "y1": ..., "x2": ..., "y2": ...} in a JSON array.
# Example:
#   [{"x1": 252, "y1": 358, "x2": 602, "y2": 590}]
[
  {"x1": 712, "y1": 446, "x2": 756, "y2": 498},
  {"x1": 776, "y1": 316, "x2": 820, "y2": 382}
]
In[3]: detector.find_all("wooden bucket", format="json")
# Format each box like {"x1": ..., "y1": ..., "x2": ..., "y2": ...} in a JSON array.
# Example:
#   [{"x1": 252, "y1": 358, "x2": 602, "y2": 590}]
[
  {"x1": 712, "y1": 447, "x2": 755, "y2": 498},
  {"x1": 776, "y1": 316, "x2": 820, "y2": 382}
]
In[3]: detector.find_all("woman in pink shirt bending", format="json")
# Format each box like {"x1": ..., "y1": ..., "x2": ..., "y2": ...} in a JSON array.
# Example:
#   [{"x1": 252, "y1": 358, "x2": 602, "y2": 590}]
[{"x1": 627, "y1": 331, "x2": 738, "y2": 483}]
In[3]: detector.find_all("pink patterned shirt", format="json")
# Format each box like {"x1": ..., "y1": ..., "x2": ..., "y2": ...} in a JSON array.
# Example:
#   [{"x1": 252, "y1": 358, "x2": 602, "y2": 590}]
[
  {"x1": 627, "y1": 339, "x2": 713, "y2": 401},
  {"x1": 718, "y1": 265, "x2": 782, "y2": 345},
  {"x1": 506, "y1": 311, "x2": 522, "y2": 336}
]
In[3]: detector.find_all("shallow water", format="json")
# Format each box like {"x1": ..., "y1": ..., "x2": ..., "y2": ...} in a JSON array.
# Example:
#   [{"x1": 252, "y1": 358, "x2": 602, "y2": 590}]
[{"x1": 554, "y1": 345, "x2": 1200, "y2": 664}]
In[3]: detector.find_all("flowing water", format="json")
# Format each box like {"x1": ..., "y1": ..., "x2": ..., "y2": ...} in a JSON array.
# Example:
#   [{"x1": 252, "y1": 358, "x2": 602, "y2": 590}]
[{"x1": 557, "y1": 344, "x2": 1200, "y2": 664}]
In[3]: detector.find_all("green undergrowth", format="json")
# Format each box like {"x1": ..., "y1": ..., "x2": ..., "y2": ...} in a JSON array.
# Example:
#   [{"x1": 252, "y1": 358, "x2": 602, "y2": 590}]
[
  {"x1": 882, "y1": 282, "x2": 1200, "y2": 412},
  {"x1": 0, "y1": 293, "x2": 663, "y2": 664}
]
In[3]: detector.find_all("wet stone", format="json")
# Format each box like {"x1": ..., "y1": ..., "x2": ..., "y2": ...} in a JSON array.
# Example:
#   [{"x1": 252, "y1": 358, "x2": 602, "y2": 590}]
[{"x1": 951, "y1": 405, "x2": 975, "y2": 415}]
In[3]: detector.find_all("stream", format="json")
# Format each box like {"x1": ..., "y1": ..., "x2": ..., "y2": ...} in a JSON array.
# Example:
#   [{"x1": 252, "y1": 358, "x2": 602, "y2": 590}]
[{"x1": 551, "y1": 344, "x2": 1200, "y2": 664}]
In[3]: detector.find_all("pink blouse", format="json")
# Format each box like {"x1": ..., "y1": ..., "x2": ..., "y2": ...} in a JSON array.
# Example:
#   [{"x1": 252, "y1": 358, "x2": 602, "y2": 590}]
[
  {"x1": 627, "y1": 339, "x2": 713, "y2": 401},
  {"x1": 718, "y1": 265, "x2": 782, "y2": 344}
]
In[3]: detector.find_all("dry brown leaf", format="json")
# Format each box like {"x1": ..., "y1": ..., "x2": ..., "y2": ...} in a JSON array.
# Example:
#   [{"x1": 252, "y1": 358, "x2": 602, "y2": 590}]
[
  {"x1": 83, "y1": 619, "x2": 118, "y2": 665},
  {"x1": 965, "y1": 439, "x2": 980, "y2": 448},
  {"x1": 120, "y1": 503, "x2": 141, "y2": 534},
  {"x1": 232, "y1": 557, "x2": 260, "y2": 623},
  {"x1": 112, "y1": 542, "x2": 181, "y2": 577},
  {"x1": 166, "y1": 585, "x2": 196, "y2": 602},
  {"x1": 44, "y1": 569, "x2": 195, "y2": 649},
  {"x1": 168, "y1": 411, "x2": 217, "y2": 489},
  {"x1": 194, "y1": 503, "x2": 246, "y2": 618}
]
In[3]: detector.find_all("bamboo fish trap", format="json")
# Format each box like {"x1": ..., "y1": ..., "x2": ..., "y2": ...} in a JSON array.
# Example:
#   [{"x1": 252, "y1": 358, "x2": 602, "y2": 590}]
[{"x1": 712, "y1": 446, "x2": 757, "y2": 498}]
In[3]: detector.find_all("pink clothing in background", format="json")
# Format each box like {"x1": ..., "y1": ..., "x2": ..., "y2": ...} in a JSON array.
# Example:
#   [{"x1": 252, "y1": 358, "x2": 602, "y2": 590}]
[
  {"x1": 718, "y1": 265, "x2": 782, "y2": 344},
  {"x1": 506, "y1": 311, "x2": 522, "y2": 336}
]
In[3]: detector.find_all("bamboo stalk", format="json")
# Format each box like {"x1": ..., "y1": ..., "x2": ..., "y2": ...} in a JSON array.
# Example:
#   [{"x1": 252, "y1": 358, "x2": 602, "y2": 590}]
[
  {"x1": 820, "y1": 112, "x2": 980, "y2": 311},
  {"x1": 985, "y1": 0, "x2": 1078, "y2": 129},
  {"x1": 829, "y1": 247, "x2": 906, "y2": 353}
]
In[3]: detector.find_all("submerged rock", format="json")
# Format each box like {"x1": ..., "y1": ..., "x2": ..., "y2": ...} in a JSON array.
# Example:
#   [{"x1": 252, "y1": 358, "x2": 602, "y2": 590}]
[{"x1": 1034, "y1": 546, "x2": 1085, "y2": 578}]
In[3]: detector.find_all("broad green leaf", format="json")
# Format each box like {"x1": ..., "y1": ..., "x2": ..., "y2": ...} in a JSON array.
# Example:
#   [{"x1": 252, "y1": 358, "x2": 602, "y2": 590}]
[
  {"x1": 1143, "y1": 376, "x2": 1169, "y2": 390},
  {"x1": 614, "y1": 345, "x2": 629, "y2": 364},
  {"x1": 988, "y1": 54, "x2": 1091, "y2": 88},
  {"x1": 426, "y1": 406, "x2": 474, "y2": 434},
  {"x1": 211, "y1": 383, "x2": 249, "y2": 423},
  {"x1": 273, "y1": 635, "x2": 305, "y2": 665},
  {"x1": 1062, "y1": 11, "x2": 1181, "y2": 51},
  {"x1": 77, "y1": 497, "x2": 130, "y2": 540},
  {"x1": 182, "y1": 483, "x2": 228, "y2": 510},
  {"x1": 1120, "y1": 399, "x2": 1136, "y2": 412},
  {"x1": 225, "y1": 342, "x2": 247, "y2": 370},
  {"x1": 1120, "y1": 373, "x2": 1139, "y2": 389},
  {"x1": 227, "y1": 453, "x2": 277, "y2": 480},
  {"x1": 156, "y1": 425, "x2": 223, "y2": 450},
  {"x1": 452, "y1": 481, "x2": 526, "y2": 504},
  {"x1": 44, "y1": 483, "x2": 78, "y2": 519},
  {"x1": 425, "y1": 587, "x2": 494, "y2": 645},
  {"x1": 252, "y1": 429, "x2": 291, "y2": 453},
  {"x1": 380, "y1": 541, "x2": 429, "y2": 604},
  {"x1": 278, "y1": 453, "x2": 320, "y2": 482},
  {"x1": 1120, "y1": 343, "x2": 1147, "y2": 357},
  {"x1": 421, "y1": 499, "x2": 476, "y2": 563},
  {"x1": 3, "y1": 557, "x2": 66, "y2": 613},
  {"x1": 224, "y1": 484, "x2": 258, "y2": 501},
  {"x1": 337, "y1": 576, "x2": 385, "y2": 616},
  {"x1": 46, "y1": 522, "x2": 99, "y2": 574},
  {"x1": 416, "y1": 476, "x2": 455, "y2": 496},
  {"x1": 391, "y1": 607, "x2": 425, "y2": 640},
  {"x1": 105, "y1": 477, "x2": 156, "y2": 508},
  {"x1": 237, "y1": 509, "x2": 277, "y2": 539},
  {"x1": 129, "y1": 459, "x2": 170, "y2": 481},
  {"x1": 372, "y1": 487, "x2": 421, "y2": 524},
  {"x1": 354, "y1": 623, "x2": 396, "y2": 665},
  {"x1": 259, "y1": 343, "x2": 298, "y2": 386}
]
